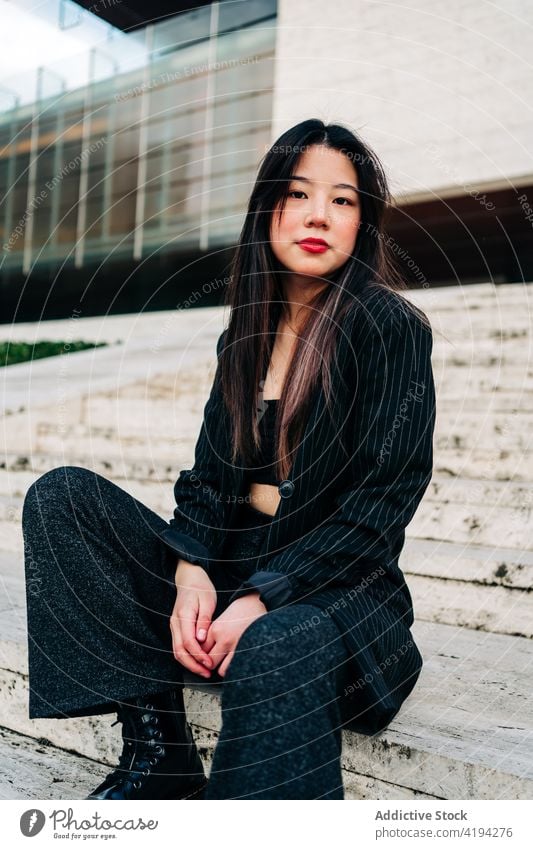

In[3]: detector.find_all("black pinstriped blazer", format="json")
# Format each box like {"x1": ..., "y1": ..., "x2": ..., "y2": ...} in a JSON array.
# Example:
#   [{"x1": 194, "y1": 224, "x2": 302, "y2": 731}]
[{"x1": 156, "y1": 284, "x2": 436, "y2": 613}]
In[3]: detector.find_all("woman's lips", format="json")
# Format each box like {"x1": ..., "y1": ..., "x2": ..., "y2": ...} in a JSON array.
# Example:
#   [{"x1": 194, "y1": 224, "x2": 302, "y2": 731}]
[{"x1": 297, "y1": 240, "x2": 329, "y2": 254}]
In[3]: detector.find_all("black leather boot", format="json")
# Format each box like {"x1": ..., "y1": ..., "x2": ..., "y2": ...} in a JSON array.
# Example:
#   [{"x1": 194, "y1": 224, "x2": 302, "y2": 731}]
[{"x1": 86, "y1": 687, "x2": 207, "y2": 800}]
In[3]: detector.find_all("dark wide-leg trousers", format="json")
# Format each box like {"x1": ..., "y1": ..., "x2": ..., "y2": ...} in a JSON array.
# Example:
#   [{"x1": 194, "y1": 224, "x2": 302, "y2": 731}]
[{"x1": 22, "y1": 466, "x2": 350, "y2": 799}]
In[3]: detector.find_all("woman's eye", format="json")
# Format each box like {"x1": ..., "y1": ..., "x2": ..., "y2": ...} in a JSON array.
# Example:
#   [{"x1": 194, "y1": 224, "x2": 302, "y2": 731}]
[{"x1": 288, "y1": 190, "x2": 354, "y2": 206}]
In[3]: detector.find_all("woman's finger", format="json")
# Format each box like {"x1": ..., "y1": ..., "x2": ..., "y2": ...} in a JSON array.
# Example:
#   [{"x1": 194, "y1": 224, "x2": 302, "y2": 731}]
[
  {"x1": 201, "y1": 628, "x2": 216, "y2": 654},
  {"x1": 206, "y1": 639, "x2": 228, "y2": 671},
  {"x1": 196, "y1": 594, "x2": 215, "y2": 643},
  {"x1": 170, "y1": 609, "x2": 211, "y2": 678},
  {"x1": 218, "y1": 648, "x2": 235, "y2": 679},
  {"x1": 179, "y1": 600, "x2": 214, "y2": 670}
]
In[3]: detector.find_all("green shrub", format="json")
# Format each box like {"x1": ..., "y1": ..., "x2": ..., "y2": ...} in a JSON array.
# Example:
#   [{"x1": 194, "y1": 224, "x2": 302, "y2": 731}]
[{"x1": 0, "y1": 340, "x2": 108, "y2": 367}]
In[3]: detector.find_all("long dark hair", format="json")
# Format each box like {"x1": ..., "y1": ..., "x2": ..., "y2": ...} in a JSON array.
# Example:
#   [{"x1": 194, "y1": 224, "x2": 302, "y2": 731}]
[{"x1": 219, "y1": 118, "x2": 429, "y2": 481}]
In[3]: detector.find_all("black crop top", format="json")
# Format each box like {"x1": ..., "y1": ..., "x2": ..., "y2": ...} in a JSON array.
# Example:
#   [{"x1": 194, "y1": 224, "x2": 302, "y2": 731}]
[{"x1": 244, "y1": 399, "x2": 280, "y2": 486}]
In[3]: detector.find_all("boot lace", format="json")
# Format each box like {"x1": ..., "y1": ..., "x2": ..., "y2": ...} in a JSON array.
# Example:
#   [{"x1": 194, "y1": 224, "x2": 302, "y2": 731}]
[{"x1": 108, "y1": 700, "x2": 165, "y2": 790}]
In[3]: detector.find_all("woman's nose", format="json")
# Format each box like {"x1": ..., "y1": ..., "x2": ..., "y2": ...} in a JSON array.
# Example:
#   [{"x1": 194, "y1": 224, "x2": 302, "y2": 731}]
[{"x1": 305, "y1": 204, "x2": 329, "y2": 227}]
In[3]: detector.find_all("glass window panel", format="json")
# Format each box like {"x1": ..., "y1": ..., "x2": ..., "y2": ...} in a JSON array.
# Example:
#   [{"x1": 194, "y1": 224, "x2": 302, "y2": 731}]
[
  {"x1": 168, "y1": 147, "x2": 191, "y2": 184},
  {"x1": 216, "y1": 24, "x2": 276, "y2": 70},
  {"x1": 38, "y1": 116, "x2": 57, "y2": 138},
  {"x1": 145, "y1": 150, "x2": 164, "y2": 185},
  {"x1": 33, "y1": 204, "x2": 53, "y2": 244},
  {"x1": 85, "y1": 199, "x2": 103, "y2": 239},
  {"x1": 86, "y1": 166, "x2": 107, "y2": 200},
  {"x1": 147, "y1": 117, "x2": 175, "y2": 151},
  {"x1": 183, "y1": 153, "x2": 204, "y2": 182},
  {"x1": 149, "y1": 85, "x2": 173, "y2": 118},
  {"x1": 0, "y1": 128, "x2": 13, "y2": 148},
  {"x1": 35, "y1": 149, "x2": 57, "y2": 183},
  {"x1": 114, "y1": 96, "x2": 142, "y2": 130},
  {"x1": 61, "y1": 140, "x2": 83, "y2": 173},
  {"x1": 152, "y1": 6, "x2": 211, "y2": 56},
  {"x1": 57, "y1": 207, "x2": 77, "y2": 243},
  {"x1": 89, "y1": 133, "x2": 109, "y2": 167},
  {"x1": 168, "y1": 178, "x2": 189, "y2": 209},
  {"x1": 218, "y1": 0, "x2": 277, "y2": 33},
  {"x1": 164, "y1": 107, "x2": 204, "y2": 143},
  {"x1": 114, "y1": 127, "x2": 139, "y2": 161},
  {"x1": 56, "y1": 178, "x2": 78, "y2": 212},
  {"x1": 144, "y1": 186, "x2": 164, "y2": 221},
  {"x1": 112, "y1": 159, "x2": 137, "y2": 194},
  {"x1": 10, "y1": 184, "x2": 30, "y2": 217},
  {"x1": 14, "y1": 153, "x2": 30, "y2": 181},
  {"x1": 184, "y1": 188, "x2": 202, "y2": 218},
  {"x1": 109, "y1": 194, "x2": 136, "y2": 236}
]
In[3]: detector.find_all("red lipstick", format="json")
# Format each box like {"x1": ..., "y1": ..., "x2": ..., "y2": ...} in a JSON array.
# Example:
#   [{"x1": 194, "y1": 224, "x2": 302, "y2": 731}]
[{"x1": 297, "y1": 237, "x2": 329, "y2": 254}]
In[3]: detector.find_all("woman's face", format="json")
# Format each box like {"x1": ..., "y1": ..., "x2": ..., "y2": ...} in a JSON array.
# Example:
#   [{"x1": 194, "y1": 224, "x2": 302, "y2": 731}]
[{"x1": 269, "y1": 144, "x2": 361, "y2": 285}]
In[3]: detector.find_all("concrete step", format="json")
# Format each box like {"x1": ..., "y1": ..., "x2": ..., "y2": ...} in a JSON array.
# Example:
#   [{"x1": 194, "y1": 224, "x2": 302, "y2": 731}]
[
  {"x1": 435, "y1": 369, "x2": 533, "y2": 395},
  {"x1": 0, "y1": 718, "x2": 437, "y2": 801},
  {"x1": 403, "y1": 537, "x2": 533, "y2": 590},
  {"x1": 32, "y1": 425, "x2": 197, "y2": 462},
  {"x1": 431, "y1": 324, "x2": 530, "y2": 349},
  {"x1": 0, "y1": 725, "x2": 108, "y2": 800},
  {"x1": 2, "y1": 545, "x2": 533, "y2": 800},
  {"x1": 427, "y1": 299, "x2": 532, "y2": 320},
  {"x1": 432, "y1": 336, "x2": 533, "y2": 362},
  {"x1": 1, "y1": 591, "x2": 531, "y2": 799},
  {"x1": 409, "y1": 573, "x2": 533, "y2": 637},
  {"x1": 409, "y1": 493, "x2": 533, "y2": 549},
  {"x1": 403, "y1": 538, "x2": 533, "y2": 638},
  {"x1": 432, "y1": 319, "x2": 530, "y2": 338},
  {"x1": 434, "y1": 411, "x2": 532, "y2": 454},
  {"x1": 437, "y1": 395, "x2": 533, "y2": 412},
  {"x1": 2, "y1": 433, "x2": 530, "y2": 481},
  {"x1": 0, "y1": 558, "x2": 438, "y2": 800},
  {"x1": 0, "y1": 451, "x2": 180, "y2": 487},
  {"x1": 408, "y1": 280, "x2": 531, "y2": 304},
  {"x1": 1, "y1": 404, "x2": 201, "y2": 461},
  {"x1": 433, "y1": 448, "x2": 532, "y2": 482},
  {"x1": 0, "y1": 310, "x2": 225, "y2": 417},
  {"x1": 3, "y1": 482, "x2": 532, "y2": 561},
  {"x1": 3, "y1": 468, "x2": 532, "y2": 524},
  {"x1": 2, "y1": 442, "x2": 532, "y2": 490},
  {"x1": 0, "y1": 474, "x2": 512, "y2": 597},
  {"x1": 5, "y1": 400, "x2": 533, "y2": 459},
  {"x1": 3, "y1": 467, "x2": 532, "y2": 555},
  {"x1": 409, "y1": 280, "x2": 533, "y2": 306},
  {"x1": 3, "y1": 499, "x2": 532, "y2": 637}
]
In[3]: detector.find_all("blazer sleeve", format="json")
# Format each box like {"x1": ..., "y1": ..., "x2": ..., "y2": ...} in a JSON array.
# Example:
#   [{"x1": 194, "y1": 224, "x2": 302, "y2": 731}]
[
  {"x1": 156, "y1": 330, "x2": 230, "y2": 578},
  {"x1": 229, "y1": 304, "x2": 436, "y2": 608}
]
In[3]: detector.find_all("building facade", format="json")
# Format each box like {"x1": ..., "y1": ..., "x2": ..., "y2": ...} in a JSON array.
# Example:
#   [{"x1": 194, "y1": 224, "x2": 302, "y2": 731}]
[{"x1": 1, "y1": 0, "x2": 531, "y2": 321}]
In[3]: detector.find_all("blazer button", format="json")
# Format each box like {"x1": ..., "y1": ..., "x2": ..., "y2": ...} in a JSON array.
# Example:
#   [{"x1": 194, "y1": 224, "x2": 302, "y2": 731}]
[{"x1": 278, "y1": 479, "x2": 295, "y2": 498}]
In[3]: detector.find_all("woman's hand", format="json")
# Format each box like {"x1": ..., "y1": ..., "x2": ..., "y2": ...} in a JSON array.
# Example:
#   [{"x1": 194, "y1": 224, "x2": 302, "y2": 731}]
[
  {"x1": 202, "y1": 592, "x2": 267, "y2": 678},
  {"x1": 170, "y1": 562, "x2": 218, "y2": 678}
]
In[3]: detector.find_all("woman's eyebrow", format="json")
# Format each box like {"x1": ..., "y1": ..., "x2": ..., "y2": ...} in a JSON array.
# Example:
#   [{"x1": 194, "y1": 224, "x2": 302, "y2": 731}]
[{"x1": 290, "y1": 175, "x2": 359, "y2": 194}]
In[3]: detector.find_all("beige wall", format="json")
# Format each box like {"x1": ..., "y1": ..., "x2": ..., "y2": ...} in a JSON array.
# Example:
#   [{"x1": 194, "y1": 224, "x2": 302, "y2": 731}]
[{"x1": 271, "y1": 0, "x2": 532, "y2": 200}]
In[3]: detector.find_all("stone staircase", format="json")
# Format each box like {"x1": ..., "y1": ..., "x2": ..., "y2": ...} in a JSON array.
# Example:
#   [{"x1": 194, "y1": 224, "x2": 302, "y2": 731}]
[{"x1": 1, "y1": 283, "x2": 532, "y2": 800}]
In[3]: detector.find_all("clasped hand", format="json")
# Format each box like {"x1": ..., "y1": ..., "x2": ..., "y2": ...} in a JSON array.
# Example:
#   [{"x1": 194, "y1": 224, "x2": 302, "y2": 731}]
[{"x1": 169, "y1": 562, "x2": 267, "y2": 679}]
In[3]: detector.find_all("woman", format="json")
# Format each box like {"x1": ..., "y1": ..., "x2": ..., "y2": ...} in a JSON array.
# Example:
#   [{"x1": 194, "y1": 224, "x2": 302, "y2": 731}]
[{"x1": 22, "y1": 119, "x2": 435, "y2": 800}]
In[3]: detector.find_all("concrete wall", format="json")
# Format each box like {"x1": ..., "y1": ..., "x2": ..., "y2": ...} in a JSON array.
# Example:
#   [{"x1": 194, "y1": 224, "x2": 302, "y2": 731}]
[{"x1": 272, "y1": 0, "x2": 532, "y2": 199}]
